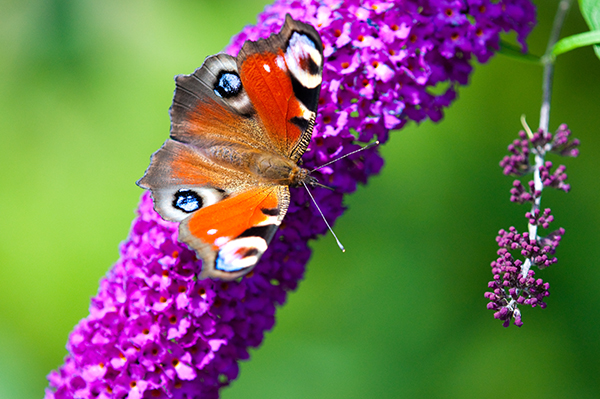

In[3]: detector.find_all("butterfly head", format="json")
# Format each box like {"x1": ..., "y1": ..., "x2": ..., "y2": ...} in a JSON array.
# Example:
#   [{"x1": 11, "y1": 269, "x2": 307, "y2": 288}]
[
  {"x1": 291, "y1": 169, "x2": 329, "y2": 191},
  {"x1": 289, "y1": 166, "x2": 310, "y2": 187}
]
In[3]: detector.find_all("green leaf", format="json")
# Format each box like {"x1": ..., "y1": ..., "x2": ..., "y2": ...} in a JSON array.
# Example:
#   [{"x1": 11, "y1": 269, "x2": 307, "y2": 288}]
[
  {"x1": 579, "y1": 0, "x2": 600, "y2": 59},
  {"x1": 498, "y1": 40, "x2": 541, "y2": 64},
  {"x1": 551, "y1": 30, "x2": 600, "y2": 57}
]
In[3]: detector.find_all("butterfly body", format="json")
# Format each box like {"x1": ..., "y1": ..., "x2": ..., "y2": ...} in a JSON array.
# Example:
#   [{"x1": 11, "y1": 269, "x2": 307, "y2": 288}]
[{"x1": 138, "y1": 15, "x2": 324, "y2": 280}]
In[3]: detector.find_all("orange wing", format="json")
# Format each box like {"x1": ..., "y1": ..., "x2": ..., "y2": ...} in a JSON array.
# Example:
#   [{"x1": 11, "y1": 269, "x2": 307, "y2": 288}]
[
  {"x1": 237, "y1": 14, "x2": 324, "y2": 160},
  {"x1": 179, "y1": 185, "x2": 290, "y2": 280}
]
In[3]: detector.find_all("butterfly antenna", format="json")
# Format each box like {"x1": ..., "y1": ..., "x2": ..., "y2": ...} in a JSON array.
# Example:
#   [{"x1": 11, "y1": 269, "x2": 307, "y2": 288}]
[
  {"x1": 311, "y1": 181, "x2": 335, "y2": 191},
  {"x1": 302, "y1": 181, "x2": 346, "y2": 252},
  {"x1": 311, "y1": 140, "x2": 380, "y2": 173}
]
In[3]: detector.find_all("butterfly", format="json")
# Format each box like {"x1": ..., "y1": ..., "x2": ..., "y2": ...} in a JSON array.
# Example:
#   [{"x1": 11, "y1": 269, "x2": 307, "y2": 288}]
[{"x1": 137, "y1": 15, "x2": 324, "y2": 281}]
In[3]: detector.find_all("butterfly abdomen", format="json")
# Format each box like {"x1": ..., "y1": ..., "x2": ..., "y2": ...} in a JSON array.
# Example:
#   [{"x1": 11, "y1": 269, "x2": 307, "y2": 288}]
[{"x1": 206, "y1": 144, "x2": 304, "y2": 187}]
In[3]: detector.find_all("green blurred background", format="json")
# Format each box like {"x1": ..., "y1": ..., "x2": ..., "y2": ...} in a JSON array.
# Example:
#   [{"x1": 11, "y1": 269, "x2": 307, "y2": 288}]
[{"x1": 1, "y1": 0, "x2": 599, "y2": 398}]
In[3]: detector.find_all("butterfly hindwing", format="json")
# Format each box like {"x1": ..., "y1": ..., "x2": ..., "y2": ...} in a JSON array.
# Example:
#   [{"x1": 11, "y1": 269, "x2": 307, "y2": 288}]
[
  {"x1": 137, "y1": 139, "x2": 247, "y2": 222},
  {"x1": 138, "y1": 140, "x2": 289, "y2": 280},
  {"x1": 180, "y1": 185, "x2": 290, "y2": 280},
  {"x1": 138, "y1": 16, "x2": 323, "y2": 280}
]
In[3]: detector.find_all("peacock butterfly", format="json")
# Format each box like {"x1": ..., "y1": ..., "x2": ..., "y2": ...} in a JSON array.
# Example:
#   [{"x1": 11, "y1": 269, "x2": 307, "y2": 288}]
[{"x1": 138, "y1": 15, "x2": 324, "y2": 281}]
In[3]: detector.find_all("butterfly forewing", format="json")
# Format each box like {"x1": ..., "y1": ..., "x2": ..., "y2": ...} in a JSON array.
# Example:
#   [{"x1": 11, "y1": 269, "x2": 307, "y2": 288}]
[
  {"x1": 237, "y1": 14, "x2": 323, "y2": 160},
  {"x1": 169, "y1": 55, "x2": 275, "y2": 154}
]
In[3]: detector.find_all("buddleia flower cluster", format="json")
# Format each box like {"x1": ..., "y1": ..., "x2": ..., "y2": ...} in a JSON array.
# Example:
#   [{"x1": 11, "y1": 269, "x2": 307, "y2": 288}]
[
  {"x1": 45, "y1": 0, "x2": 537, "y2": 398},
  {"x1": 485, "y1": 124, "x2": 579, "y2": 327}
]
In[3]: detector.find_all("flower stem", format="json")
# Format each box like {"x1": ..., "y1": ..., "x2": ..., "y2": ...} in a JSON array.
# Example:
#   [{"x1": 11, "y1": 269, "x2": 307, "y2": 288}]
[
  {"x1": 539, "y1": 0, "x2": 572, "y2": 133},
  {"x1": 522, "y1": 0, "x2": 573, "y2": 279}
]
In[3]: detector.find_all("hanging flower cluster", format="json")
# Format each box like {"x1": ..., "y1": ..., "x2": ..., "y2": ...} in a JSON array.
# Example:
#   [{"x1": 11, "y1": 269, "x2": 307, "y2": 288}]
[
  {"x1": 46, "y1": 0, "x2": 537, "y2": 398},
  {"x1": 485, "y1": 124, "x2": 579, "y2": 327}
]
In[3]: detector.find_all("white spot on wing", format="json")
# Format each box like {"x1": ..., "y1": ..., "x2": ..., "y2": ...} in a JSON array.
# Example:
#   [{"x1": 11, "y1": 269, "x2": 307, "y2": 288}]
[
  {"x1": 207, "y1": 229, "x2": 217, "y2": 235},
  {"x1": 216, "y1": 236, "x2": 268, "y2": 272},
  {"x1": 285, "y1": 32, "x2": 322, "y2": 89},
  {"x1": 214, "y1": 236, "x2": 230, "y2": 247},
  {"x1": 275, "y1": 55, "x2": 287, "y2": 71},
  {"x1": 263, "y1": 64, "x2": 271, "y2": 73},
  {"x1": 256, "y1": 215, "x2": 279, "y2": 227},
  {"x1": 298, "y1": 103, "x2": 314, "y2": 121}
]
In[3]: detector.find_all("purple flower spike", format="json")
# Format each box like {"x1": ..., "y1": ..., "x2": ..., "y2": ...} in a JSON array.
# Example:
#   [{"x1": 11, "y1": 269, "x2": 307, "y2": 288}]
[
  {"x1": 487, "y1": 245, "x2": 551, "y2": 327},
  {"x1": 227, "y1": 0, "x2": 536, "y2": 143},
  {"x1": 487, "y1": 124, "x2": 578, "y2": 327},
  {"x1": 46, "y1": 0, "x2": 537, "y2": 397}
]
